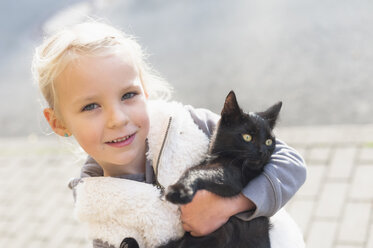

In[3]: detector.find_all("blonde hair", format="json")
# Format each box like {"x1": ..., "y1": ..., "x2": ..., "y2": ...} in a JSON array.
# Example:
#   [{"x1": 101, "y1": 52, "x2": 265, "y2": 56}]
[{"x1": 32, "y1": 21, "x2": 172, "y2": 110}]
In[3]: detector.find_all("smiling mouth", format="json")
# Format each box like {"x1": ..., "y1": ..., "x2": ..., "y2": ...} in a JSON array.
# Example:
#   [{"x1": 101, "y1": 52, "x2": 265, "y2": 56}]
[{"x1": 106, "y1": 133, "x2": 135, "y2": 144}]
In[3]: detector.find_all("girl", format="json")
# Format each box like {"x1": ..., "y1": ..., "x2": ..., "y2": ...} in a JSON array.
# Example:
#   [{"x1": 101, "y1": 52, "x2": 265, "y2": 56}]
[{"x1": 32, "y1": 21, "x2": 306, "y2": 248}]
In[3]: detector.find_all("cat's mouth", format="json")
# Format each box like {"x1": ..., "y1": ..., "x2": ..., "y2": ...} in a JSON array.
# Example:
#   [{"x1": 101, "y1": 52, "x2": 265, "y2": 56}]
[
  {"x1": 243, "y1": 158, "x2": 266, "y2": 169},
  {"x1": 248, "y1": 159, "x2": 262, "y2": 165}
]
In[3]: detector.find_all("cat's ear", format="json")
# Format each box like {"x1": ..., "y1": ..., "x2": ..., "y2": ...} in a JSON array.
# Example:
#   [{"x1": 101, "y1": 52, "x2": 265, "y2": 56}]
[
  {"x1": 258, "y1": 101, "x2": 282, "y2": 129},
  {"x1": 221, "y1": 91, "x2": 242, "y2": 124}
]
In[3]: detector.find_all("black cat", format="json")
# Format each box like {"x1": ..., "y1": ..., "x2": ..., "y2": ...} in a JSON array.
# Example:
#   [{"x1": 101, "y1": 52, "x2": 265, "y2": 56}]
[{"x1": 123, "y1": 91, "x2": 282, "y2": 248}]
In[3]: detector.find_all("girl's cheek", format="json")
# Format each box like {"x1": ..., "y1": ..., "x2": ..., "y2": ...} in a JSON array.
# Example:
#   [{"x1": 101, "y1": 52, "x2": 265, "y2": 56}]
[
  {"x1": 72, "y1": 119, "x2": 101, "y2": 144},
  {"x1": 143, "y1": 114, "x2": 150, "y2": 136}
]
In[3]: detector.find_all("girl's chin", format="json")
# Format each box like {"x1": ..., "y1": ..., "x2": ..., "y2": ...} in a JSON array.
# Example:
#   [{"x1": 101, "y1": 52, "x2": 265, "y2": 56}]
[{"x1": 100, "y1": 154, "x2": 142, "y2": 174}]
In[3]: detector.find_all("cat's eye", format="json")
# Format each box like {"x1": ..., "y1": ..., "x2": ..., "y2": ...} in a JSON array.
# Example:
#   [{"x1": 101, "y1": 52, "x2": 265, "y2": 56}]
[
  {"x1": 265, "y1": 139, "x2": 273, "y2": 146},
  {"x1": 242, "y1": 134, "x2": 252, "y2": 142}
]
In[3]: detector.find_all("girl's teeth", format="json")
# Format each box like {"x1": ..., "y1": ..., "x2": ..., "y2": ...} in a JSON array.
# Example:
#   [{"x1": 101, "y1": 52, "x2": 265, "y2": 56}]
[{"x1": 112, "y1": 135, "x2": 130, "y2": 143}]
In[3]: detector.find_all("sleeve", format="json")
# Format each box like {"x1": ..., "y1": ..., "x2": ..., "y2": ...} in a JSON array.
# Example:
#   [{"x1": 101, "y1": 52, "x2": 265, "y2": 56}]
[
  {"x1": 238, "y1": 139, "x2": 307, "y2": 220},
  {"x1": 184, "y1": 104, "x2": 220, "y2": 137},
  {"x1": 92, "y1": 239, "x2": 116, "y2": 248},
  {"x1": 185, "y1": 105, "x2": 307, "y2": 220}
]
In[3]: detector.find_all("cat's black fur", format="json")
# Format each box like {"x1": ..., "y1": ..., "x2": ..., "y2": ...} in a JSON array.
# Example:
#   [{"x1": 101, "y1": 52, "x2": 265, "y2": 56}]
[{"x1": 124, "y1": 91, "x2": 282, "y2": 248}]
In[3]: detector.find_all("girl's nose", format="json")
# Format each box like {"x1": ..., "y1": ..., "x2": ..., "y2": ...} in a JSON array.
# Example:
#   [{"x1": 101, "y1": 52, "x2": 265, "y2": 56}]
[{"x1": 106, "y1": 106, "x2": 129, "y2": 129}]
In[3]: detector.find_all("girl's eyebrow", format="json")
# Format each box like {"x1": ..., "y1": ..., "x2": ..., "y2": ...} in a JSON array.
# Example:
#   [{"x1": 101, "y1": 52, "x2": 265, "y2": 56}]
[
  {"x1": 72, "y1": 95, "x2": 99, "y2": 106},
  {"x1": 120, "y1": 83, "x2": 142, "y2": 93},
  {"x1": 72, "y1": 84, "x2": 142, "y2": 106}
]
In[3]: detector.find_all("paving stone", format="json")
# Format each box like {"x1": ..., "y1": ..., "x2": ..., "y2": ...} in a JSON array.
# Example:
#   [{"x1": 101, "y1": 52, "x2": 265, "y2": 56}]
[
  {"x1": 367, "y1": 224, "x2": 373, "y2": 248},
  {"x1": 2, "y1": 129, "x2": 373, "y2": 248},
  {"x1": 0, "y1": 237, "x2": 14, "y2": 248},
  {"x1": 297, "y1": 165, "x2": 326, "y2": 198},
  {"x1": 315, "y1": 182, "x2": 348, "y2": 219},
  {"x1": 64, "y1": 242, "x2": 89, "y2": 248},
  {"x1": 285, "y1": 199, "x2": 314, "y2": 235},
  {"x1": 328, "y1": 147, "x2": 357, "y2": 180},
  {"x1": 27, "y1": 240, "x2": 49, "y2": 248},
  {"x1": 307, "y1": 146, "x2": 332, "y2": 163},
  {"x1": 359, "y1": 147, "x2": 373, "y2": 162},
  {"x1": 335, "y1": 245, "x2": 363, "y2": 248},
  {"x1": 306, "y1": 220, "x2": 338, "y2": 248},
  {"x1": 49, "y1": 224, "x2": 82, "y2": 248},
  {"x1": 279, "y1": 125, "x2": 373, "y2": 145},
  {"x1": 337, "y1": 202, "x2": 371, "y2": 244},
  {"x1": 349, "y1": 165, "x2": 373, "y2": 200}
]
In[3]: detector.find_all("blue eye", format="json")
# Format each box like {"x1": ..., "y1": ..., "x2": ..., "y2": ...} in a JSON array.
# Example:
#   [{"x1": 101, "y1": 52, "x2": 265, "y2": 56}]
[
  {"x1": 121, "y1": 92, "x2": 137, "y2": 100},
  {"x1": 82, "y1": 103, "x2": 99, "y2": 111}
]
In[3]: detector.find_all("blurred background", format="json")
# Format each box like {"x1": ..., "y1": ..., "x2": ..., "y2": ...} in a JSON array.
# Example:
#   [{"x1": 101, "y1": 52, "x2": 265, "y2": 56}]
[
  {"x1": 0, "y1": 0, "x2": 373, "y2": 137},
  {"x1": 0, "y1": 0, "x2": 372, "y2": 248}
]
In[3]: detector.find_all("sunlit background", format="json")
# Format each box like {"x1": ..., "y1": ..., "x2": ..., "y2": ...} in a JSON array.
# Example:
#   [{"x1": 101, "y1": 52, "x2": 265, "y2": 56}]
[
  {"x1": 0, "y1": 1, "x2": 372, "y2": 248},
  {"x1": 0, "y1": 0, "x2": 373, "y2": 137}
]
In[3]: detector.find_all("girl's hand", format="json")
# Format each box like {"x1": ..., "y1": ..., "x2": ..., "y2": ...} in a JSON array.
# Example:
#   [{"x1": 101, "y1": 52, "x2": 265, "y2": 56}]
[{"x1": 179, "y1": 190, "x2": 256, "y2": 237}]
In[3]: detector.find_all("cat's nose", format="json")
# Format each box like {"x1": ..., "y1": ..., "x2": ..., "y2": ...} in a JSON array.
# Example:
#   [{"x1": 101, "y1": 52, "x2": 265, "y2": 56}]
[
  {"x1": 259, "y1": 147, "x2": 269, "y2": 157},
  {"x1": 259, "y1": 146, "x2": 266, "y2": 154}
]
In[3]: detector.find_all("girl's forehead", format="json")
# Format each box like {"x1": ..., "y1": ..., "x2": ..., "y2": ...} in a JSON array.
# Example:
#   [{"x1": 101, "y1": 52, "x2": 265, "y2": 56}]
[
  {"x1": 55, "y1": 54, "x2": 140, "y2": 94},
  {"x1": 74, "y1": 50, "x2": 137, "y2": 68},
  {"x1": 66, "y1": 53, "x2": 138, "y2": 78}
]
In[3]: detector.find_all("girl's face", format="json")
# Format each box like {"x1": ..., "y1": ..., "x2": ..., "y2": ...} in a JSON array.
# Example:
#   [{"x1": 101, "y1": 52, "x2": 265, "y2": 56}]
[{"x1": 51, "y1": 53, "x2": 150, "y2": 176}]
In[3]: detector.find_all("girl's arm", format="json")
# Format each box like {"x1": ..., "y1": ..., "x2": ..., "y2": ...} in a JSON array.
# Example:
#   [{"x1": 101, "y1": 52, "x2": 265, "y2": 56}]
[
  {"x1": 179, "y1": 191, "x2": 255, "y2": 236},
  {"x1": 239, "y1": 139, "x2": 307, "y2": 220}
]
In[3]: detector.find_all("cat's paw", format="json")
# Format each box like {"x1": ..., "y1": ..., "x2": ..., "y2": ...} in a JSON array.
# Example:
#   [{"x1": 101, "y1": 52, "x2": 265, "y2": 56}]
[
  {"x1": 120, "y1": 237, "x2": 139, "y2": 248},
  {"x1": 165, "y1": 183, "x2": 194, "y2": 204}
]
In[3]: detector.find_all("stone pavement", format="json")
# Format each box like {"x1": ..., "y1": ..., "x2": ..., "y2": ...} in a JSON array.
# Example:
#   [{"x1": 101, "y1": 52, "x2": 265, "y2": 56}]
[{"x1": 0, "y1": 124, "x2": 373, "y2": 248}]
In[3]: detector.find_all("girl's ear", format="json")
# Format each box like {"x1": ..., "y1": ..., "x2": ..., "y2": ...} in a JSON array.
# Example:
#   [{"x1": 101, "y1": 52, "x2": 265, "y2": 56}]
[{"x1": 43, "y1": 108, "x2": 71, "y2": 137}]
